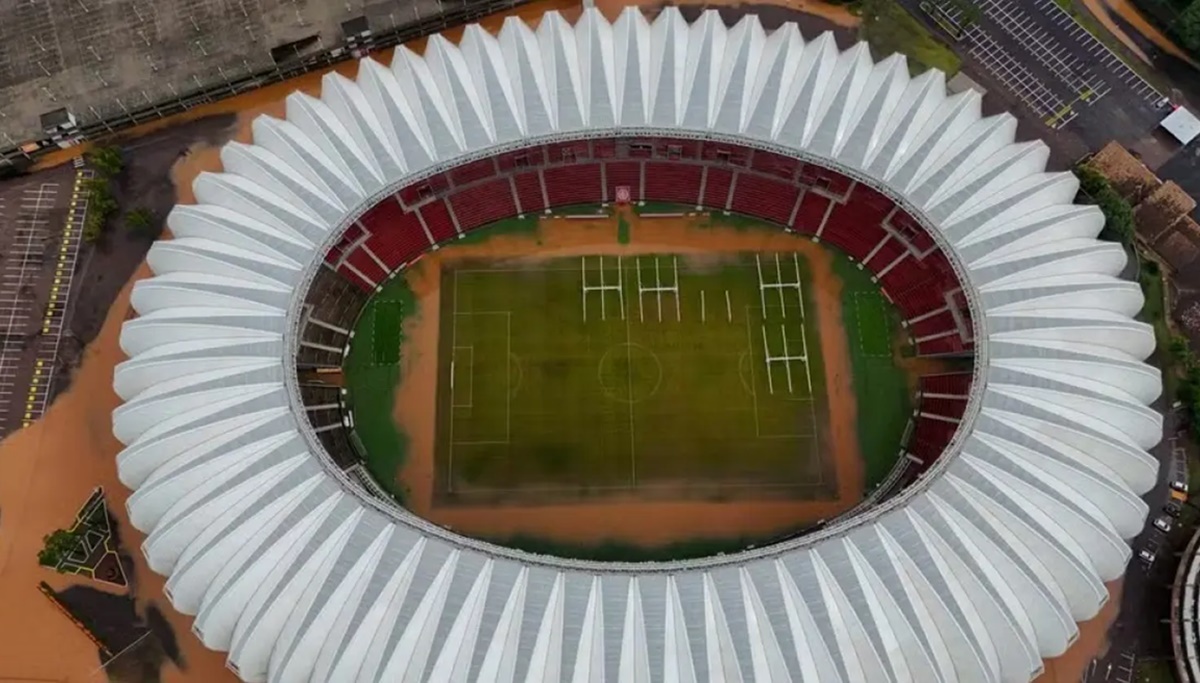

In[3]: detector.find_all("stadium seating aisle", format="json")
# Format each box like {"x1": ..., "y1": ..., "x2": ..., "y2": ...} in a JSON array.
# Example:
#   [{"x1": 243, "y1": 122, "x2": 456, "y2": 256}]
[
  {"x1": 420, "y1": 200, "x2": 459, "y2": 244},
  {"x1": 703, "y1": 167, "x2": 734, "y2": 209},
  {"x1": 792, "y1": 191, "x2": 831, "y2": 235},
  {"x1": 512, "y1": 171, "x2": 546, "y2": 214}
]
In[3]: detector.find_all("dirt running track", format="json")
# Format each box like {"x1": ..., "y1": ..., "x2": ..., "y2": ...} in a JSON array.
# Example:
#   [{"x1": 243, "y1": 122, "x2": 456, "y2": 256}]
[{"x1": 393, "y1": 212, "x2": 862, "y2": 546}]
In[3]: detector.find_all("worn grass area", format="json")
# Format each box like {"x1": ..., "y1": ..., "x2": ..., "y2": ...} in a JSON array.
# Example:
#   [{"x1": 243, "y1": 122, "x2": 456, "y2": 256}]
[
  {"x1": 453, "y1": 214, "x2": 540, "y2": 246},
  {"x1": 831, "y1": 255, "x2": 913, "y2": 490},
  {"x1": 435, "y1": 252, "x2": 832, "y2": 502},
  {"x1": 860, "y1": 0, "x2": 962, "y2": 76},
  {"x1": 344, "y1": 276, "x2": 416, "y2": 500}
]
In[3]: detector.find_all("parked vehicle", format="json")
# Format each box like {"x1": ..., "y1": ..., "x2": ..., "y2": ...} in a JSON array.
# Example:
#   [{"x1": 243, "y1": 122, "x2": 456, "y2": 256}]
[{"x1": 1154, "y1": 515, "x2": 1173, "y2": 533}]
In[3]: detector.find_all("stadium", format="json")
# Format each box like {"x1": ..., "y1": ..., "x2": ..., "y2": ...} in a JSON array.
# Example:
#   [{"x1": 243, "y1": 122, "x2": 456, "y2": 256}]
[{"x1": 111, "y1": 6, "x2": 1162, "y2": 682}]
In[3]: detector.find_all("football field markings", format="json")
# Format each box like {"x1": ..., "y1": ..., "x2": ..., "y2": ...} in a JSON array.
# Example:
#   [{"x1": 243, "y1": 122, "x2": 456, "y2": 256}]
[
  {"x1": 636, "y1": 255, "x2": 680, "y2": 322},
  {"x1": 581, "y1": 255, "x2": 625, "y2": 322},
  {"x1": 448, "y1": 255, "x2": 829, "y2": 493}
]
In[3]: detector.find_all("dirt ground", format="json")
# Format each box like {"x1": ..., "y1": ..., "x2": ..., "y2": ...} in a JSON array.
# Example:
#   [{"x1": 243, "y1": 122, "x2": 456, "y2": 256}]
[{"x1": 392, "y1": 211, "x2": 862, "y2": 546}]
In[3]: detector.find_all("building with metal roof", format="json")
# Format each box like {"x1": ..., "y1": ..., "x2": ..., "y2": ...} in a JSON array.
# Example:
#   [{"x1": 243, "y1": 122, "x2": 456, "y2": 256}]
[{"x1": 112, "y1": 7, "x2": 1162, "y2": 682}]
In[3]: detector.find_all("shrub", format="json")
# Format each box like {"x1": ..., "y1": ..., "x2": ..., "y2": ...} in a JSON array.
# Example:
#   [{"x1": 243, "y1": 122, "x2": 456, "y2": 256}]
[
  {"x1": 1075, "y1": 164, "x2": 1135, "y2": 244},
  {"x1": 125, "y1": 207, "x2": 156, "y2": 238},
  {"x1": 38, "y1": 529, "x2": 78, "y2": 568},
  {"x1": 86, "y1": 145, "x2": 124, "y2": 178},
  {"x1": 80, "y1": 177, "x2": 119, "y2": 243}
]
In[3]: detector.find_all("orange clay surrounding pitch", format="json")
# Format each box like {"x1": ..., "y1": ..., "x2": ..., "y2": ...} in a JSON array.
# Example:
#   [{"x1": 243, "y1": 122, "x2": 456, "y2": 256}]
[
  {"x1": 392, "y1": 210, "x2": 862, "y2": 546},
  {"x1": 0, "y1": 2, "x2": 1114, "y2": 678}
]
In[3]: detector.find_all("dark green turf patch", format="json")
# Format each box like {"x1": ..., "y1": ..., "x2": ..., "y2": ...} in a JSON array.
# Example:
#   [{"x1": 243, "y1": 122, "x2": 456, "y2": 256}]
[
  {"x1": 343, "y1": 276, "x2": 417, "y2": 503},
  {"x1": 830, "y1": 255, "x2": 913, "y2": 491},
  {"x1": 617, "y1": 214, "x2": 631, "y2": 244},
  {"x1": 372, "y1": 301, "x2": 403, "y2": 364}
]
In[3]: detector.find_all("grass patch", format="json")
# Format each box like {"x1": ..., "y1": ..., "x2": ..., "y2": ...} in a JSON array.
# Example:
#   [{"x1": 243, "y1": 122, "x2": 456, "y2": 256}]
[
  {"x1": 343, "y1": 275, "x2": 417, "y2": 502},
  {"x1": 860, "y1": 0, "x2": 962, "y2": 76},
  {"x1": 830, "y1": 254, "x2": 914, "y2": 490},
  {"x1": 636, "y1": 201, "x2": 693, "y2": 214},
  {"x1": 1134, "y1": 659, "x2": 1177, "y2": 683},
  {"x1": 617, "y1": 215, "x2": 631, "y2": 244},
  {"x1": 453, "y1": 214, "x2": 540, "y2": 246}
]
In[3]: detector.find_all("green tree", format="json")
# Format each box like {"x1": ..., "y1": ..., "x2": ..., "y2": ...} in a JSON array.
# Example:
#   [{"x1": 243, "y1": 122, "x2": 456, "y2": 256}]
[
  {"x1": 38, "y1": 529, "x2": 78, "y2": 568},
  {"x1": 1074, "y1": 165, "x2": 1135, "y2": 244},
  {"x1": 80, "y1": 177, "x2": 119, "y2": 243},
  {"x1": 1170, "y1": 334, "x2": 1192, "y2": 363},
  {"x1": 1177, "y1": 1, "x2": 1200, "y2": 53},
  {"x1": 86, "y1": 145, "x2": 124, "y2": 178},
  {"x1": 125, "y1": 207, "x2": 156, "y2": 237}
]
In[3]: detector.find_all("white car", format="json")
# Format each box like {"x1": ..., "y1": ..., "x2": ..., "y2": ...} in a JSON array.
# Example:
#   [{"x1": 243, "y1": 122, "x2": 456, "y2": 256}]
[
  {"x1": 1139, "y1": 548, "x2": 1157, "y2": 565},
  {"x1": 1154, "y1": 516, "x2": 1173, "y2": 533},
  {"x1": 1171, "y1": 479, "x2": 1189, "y2": 494}
]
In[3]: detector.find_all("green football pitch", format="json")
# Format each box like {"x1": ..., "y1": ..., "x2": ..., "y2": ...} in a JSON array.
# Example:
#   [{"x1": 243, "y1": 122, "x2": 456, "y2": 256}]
[
  {"x1": 432, "y1": 252, "x2": 835, "y2": 503},
  {"x1": 343, "y1": 218, "x2": 915, "y2": 508}
]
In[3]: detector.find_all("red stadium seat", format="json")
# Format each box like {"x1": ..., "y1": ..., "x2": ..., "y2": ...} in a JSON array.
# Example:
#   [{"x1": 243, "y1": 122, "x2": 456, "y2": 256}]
[
  {"x1": 730, "y1": 173, "x2": 799, "y2": 226},
  {"x1": 605, "y1": 161, "x2": 641, "y2": 203},
  {"x1": 919, "y1": 397, "x2": 967, "y2": 421},
  {"x1": 703, "y1": 167, "x2": 734, "y2": 209},
  {"x1": 420, "y1": 199, "x2": 459, "y2": 244},
  {"x1": 643, "y1": 162, "x2": 703, "y2": 206},
  {"x1": 363, "y1": 208, "x2": 430, "y2": 271},
  {"x1": 545, "y1": 164, "x2": 602, "y2": 207},
  {"x1": 792, "y1": 191, "x2": 831, "y2": 235},
  {"x1": 513, "y1": 171, "x2": 546, "y2": 214},
  {"x1": 449, "y1": 178, "x2": 518, "y2": 232},
  {"x1": 919, "y1": 373, "x2": 973, "y2": 397},
  {"x1": 449, "y1": 158, "x2": 496, "y2": 186}
]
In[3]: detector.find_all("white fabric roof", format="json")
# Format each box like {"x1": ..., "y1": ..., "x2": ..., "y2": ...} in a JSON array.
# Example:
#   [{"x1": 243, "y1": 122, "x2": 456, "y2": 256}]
[
  {"x1": 112, "y1": 7, "x2": 1162, "y2": 683},
  {"x1": 1161, "y1": 106, "x2": 1200, "y2": 145}
]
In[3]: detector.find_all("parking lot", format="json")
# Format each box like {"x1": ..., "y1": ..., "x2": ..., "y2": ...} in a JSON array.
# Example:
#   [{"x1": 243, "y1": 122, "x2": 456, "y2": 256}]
[
  {"x1": 913, "y1": 0, "x2": 1170, "y2": 134},
  {"x1": 0, "y1": 165, "x2": 84, "y2": 437}
]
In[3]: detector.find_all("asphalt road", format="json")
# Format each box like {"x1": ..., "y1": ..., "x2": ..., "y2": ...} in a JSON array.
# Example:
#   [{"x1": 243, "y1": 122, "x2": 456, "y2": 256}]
[{"x1": 1084, "y1": 399, "x2": 1187, "y2": 682}]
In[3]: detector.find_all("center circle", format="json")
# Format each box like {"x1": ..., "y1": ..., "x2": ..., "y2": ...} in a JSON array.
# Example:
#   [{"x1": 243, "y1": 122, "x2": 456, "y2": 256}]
[{"x1": 597, "y1": 343, "x2": 663, "y2": 403}]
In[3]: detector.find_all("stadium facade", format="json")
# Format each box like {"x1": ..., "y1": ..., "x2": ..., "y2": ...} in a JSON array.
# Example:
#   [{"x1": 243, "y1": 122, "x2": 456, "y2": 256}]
[{"x1": 111, "y1": 7, "x2": 1162, "y2": 682}]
